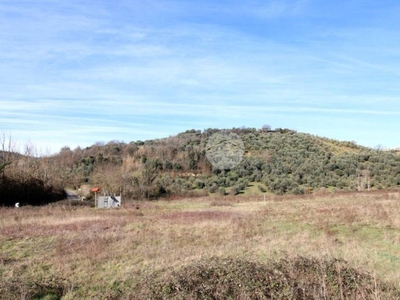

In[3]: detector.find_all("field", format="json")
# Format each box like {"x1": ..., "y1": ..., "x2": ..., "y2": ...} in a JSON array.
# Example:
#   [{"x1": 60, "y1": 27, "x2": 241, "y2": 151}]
[{"x1": 1, "y1": 191, "x2": 400, "y2": 299}]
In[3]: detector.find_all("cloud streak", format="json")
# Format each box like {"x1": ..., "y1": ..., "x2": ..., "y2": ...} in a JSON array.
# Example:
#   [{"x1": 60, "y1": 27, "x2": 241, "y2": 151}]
[{"x1": 1, "y1": 0, "x2": 400, "y2": 152}]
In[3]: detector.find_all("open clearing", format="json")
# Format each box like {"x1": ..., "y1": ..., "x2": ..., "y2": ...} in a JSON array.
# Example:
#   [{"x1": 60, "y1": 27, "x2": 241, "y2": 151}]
[{"x1": 1, "y1": 192, "x2": 400, "y2": 299}]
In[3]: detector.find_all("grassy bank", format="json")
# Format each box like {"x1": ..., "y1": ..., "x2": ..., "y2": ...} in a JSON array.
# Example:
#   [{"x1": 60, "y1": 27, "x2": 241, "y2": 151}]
[{"x1": 1, "y1": 191, "x2": 400, "y2": 299}]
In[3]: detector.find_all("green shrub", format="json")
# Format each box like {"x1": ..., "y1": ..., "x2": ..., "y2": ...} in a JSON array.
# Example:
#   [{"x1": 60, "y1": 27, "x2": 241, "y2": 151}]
[
  {"x1": 208, "y1": 184, "x2": 218, "y2": 193},
  {"x1": 217, "y1": 187, "x2": 226, "y2": 196},
  {"x1": 257, "y1": 185, "x2": 266, "y2": 193}
]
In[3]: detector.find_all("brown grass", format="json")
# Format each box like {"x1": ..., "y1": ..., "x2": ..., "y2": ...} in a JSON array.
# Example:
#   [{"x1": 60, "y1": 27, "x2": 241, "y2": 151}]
[{"x1": 1, "y1": 191, "x2": 400, "y2": 299}]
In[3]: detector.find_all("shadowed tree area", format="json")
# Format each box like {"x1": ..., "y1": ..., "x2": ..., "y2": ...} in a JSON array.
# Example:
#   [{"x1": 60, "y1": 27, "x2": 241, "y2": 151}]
[
  {"x1": 0, "y1": 134, "x2": 66, "y2": 206},
  {"x1": 0, "y1": 176, "x2": 66, "y2": 207}
]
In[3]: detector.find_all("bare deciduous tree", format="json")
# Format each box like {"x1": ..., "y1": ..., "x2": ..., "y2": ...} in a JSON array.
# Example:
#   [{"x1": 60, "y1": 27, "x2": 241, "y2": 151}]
[{"x1": 262, "y1": 124, "x2": 271, "y2": 131}]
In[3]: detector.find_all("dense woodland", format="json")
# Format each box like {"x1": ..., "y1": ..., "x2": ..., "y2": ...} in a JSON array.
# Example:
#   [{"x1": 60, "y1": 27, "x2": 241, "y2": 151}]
[{"x1": 1, "y1": 127, "x2": 400, "y2": 206}]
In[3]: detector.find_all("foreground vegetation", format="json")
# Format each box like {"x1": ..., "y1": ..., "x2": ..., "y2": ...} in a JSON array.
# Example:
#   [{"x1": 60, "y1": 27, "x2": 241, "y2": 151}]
[{"x1": 1, "y1": 191, "x2": 400, "y2": 299}]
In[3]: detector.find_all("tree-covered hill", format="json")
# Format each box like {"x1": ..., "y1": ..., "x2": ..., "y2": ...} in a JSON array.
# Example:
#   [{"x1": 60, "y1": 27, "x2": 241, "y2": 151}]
[
  {"x1": 49, "y1": 127, "x2": 400, "y2": 198},
  {"x1": 2, "y1": 127, "x2": 400, "y2": 205}
]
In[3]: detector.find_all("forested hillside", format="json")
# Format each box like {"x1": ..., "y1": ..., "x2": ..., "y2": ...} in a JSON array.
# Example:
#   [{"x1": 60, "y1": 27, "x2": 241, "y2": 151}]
[{"x1": 2, "y1": 127, "x2": 400, "y2": 205}]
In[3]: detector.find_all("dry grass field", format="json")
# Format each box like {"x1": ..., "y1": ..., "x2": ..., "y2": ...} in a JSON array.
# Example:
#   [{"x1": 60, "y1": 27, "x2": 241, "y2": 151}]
[{"x1": 1, "y1": 191, "x2": 400, "y2": 299}]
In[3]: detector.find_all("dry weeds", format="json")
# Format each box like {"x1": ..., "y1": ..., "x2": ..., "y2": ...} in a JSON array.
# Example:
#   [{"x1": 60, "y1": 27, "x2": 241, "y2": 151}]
[{"x1": 1, "y1": 191, "x2": 400, "y2": 299}]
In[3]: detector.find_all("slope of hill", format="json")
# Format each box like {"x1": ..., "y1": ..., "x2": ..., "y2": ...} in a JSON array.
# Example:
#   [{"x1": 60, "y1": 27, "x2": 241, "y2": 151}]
[
  {"x1": 48, "y1": 127, "x2": 400, "y2": 199},
  {"x1": 1, "y1": 127, "x2": 400, "y2": 205}
]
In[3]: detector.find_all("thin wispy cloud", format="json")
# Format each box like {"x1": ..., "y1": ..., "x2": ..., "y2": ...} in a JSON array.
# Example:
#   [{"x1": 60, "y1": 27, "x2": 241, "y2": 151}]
[{"x1": 1, "y1": 0, "x2": 400, "y2": 152}]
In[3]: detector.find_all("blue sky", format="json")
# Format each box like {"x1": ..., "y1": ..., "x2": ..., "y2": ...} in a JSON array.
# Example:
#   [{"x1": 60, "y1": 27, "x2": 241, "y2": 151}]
[{"x1": 1, "y1": 0, "x2": 400, "y2": 153}]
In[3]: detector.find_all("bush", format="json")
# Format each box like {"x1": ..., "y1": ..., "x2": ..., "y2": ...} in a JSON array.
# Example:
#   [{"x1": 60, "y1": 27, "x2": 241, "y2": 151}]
[
  {"x1": 194, "y1": 179, "x2": 205, "y2": 189},
  {"x1": 257, "y1": 185, "x2": 266, "y2": 193},
  {"x1": 208, "y1": 184, "x2": 218, "y2": 193},
  {"x1": 291, "y1": 186, "x2": 304, "y2": 195},
  {"x1": 230, "y1": 186, "x2": 240, "y2": 195},
  {"x1": 0, "y1": 276, "x2": 71, "y2": 300},
  {"x1": 137, "y1": 256, "x2": 400, "y2": 299}
]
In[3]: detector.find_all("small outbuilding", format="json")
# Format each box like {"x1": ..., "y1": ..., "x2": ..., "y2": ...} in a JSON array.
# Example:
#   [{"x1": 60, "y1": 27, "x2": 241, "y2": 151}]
[{"x1": 96, "y1": 195, "x2": 121, "y2": 208}]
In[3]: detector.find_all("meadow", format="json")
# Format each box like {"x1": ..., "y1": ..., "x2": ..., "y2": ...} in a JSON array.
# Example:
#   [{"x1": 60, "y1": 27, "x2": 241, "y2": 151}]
[{"x1": 1, "y1": 191, "x2": 400, "y2": 299}]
